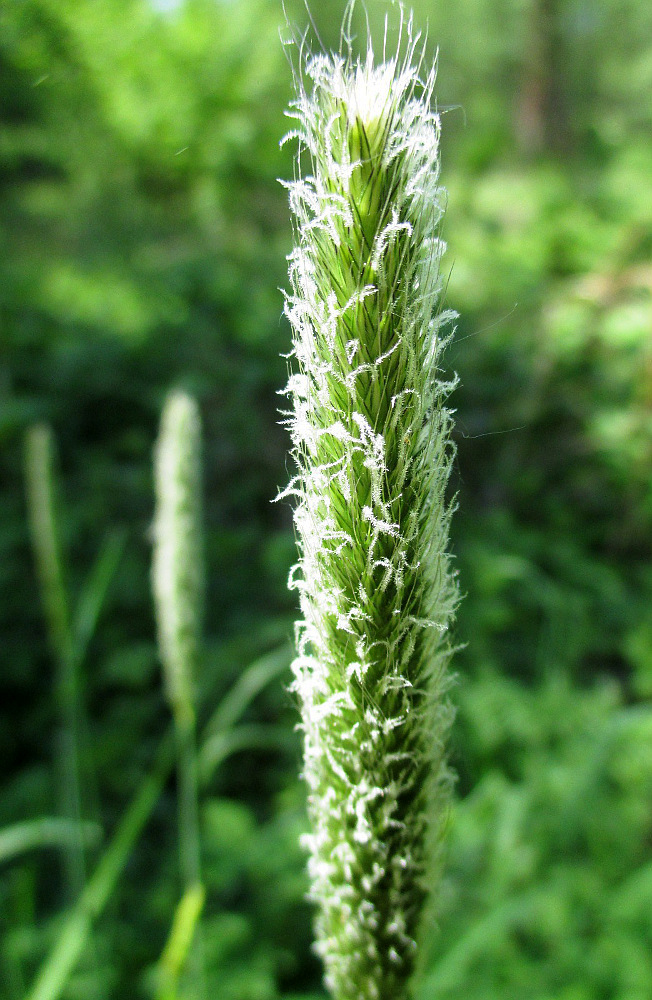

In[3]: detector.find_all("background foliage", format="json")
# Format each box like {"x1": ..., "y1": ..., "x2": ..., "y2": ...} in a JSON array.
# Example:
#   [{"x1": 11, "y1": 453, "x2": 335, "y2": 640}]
[{"x1": 1, "y1": 0, "x2": 651, "y2": 997}]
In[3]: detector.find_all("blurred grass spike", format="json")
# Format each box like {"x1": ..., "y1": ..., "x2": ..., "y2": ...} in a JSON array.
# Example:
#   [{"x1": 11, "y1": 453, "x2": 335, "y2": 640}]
[
  {"x1": 153, "y1": 390, "x2": 204, "y2": 728},
  {"x1": 280, "y1": 7, "x2": 459, "y2": 999},
  {"x1": 152, "y1": 389, "x2": 206, "y2": 999},
  {"x1": 24, "y1": 425, "x2": 74, "y2": 675}
]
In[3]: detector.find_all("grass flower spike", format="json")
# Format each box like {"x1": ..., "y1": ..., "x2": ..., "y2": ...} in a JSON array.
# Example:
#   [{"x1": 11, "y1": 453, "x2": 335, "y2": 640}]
[
  {"x1": 280, "y1": 11, "x2": 459, "y2": 1000},
  {"x1": 153, "y1": 390, "x2": 204, "y2": 728},
  {"x1": 152, "y1": 389, "x2": 206, "y2": 996}
]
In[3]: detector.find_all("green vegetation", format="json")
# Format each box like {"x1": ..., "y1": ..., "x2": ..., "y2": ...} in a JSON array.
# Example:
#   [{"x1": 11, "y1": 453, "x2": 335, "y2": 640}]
[{"x1": 1, "y1": 1, "x2": 651, "y2": 998}]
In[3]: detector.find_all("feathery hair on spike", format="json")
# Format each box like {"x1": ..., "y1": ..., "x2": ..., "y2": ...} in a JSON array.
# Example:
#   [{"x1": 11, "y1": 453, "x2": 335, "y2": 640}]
[
  {"x1": 279, "y1": 8, "x2": 460, "y2": 1000},
  {"x1": 153, "y1": 390, "x2": 204, "y2": 727}
]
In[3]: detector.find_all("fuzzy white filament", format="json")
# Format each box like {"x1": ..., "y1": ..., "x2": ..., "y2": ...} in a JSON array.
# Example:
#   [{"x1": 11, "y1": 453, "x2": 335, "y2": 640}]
[{"x1": 280, "y1": 12, "x2": 459, "y2": 1000}]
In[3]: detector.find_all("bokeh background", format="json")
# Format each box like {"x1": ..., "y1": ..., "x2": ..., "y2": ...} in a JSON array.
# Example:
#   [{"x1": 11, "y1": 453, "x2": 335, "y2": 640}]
[{"x1": 2, "y1": 0, "x2": 652, "y2": 997}]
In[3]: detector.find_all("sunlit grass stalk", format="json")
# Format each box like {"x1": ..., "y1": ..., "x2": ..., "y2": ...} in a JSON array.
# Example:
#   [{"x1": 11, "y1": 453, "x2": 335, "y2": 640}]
[
  {"x1": 152, "y1": 390, "x2": 206, "y2": 998},
  {"x1": 280, "y1": 10, "x2": 459, "y2": 999},
  {"x1": 24, "y1": 425, "x2": 86, "y2": 901},
  {"x1": 158, "y1": 884, "x2": 206, "y2": 1000}
]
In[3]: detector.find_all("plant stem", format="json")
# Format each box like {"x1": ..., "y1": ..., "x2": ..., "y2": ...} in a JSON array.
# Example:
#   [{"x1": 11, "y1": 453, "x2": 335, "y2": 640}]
[
  {"x1": 176, "y1": 712, "x2": 202, "y2": 894},
  {"x1": 158, "y1": 883, "x2": 206, "y2": 1000},
  {"x1": 24, "y1": 425, "x2": 85, "y2": 901},
  {"x1": 174, "y1": 710, "x2": 207, "y2": 999}
]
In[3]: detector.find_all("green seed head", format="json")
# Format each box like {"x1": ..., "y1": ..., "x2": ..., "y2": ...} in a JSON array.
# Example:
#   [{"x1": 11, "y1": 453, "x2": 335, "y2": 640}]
[
  {"x1": 280, "y1": 12, "x2": 459, "y2": 1000},
  {"x1": 152, "y1": 390, "x2": 204, "y2": 727}
]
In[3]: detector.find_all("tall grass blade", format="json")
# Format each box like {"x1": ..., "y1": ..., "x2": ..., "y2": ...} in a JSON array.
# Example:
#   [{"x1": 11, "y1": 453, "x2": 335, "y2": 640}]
[
  {"x1": 201, "y1": 645, "x2": 291, "y2": 739},
  {"x1": 71, "y1": 527, "x2": 126, "y2": 673},
  {"x1": 0, "y1": 819, "x2": 101, "y2": 867}
]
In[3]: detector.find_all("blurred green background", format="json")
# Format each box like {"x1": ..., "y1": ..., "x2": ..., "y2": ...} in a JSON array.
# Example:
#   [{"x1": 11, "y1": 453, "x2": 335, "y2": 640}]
[{"x1": 1, "y1": 0, "x2": 652, "y2": 997}]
